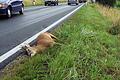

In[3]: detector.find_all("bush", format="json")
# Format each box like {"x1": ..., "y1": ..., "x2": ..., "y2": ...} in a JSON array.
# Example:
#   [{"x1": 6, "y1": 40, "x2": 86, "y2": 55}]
[
  {"x1": 108, "y1": 19, "x2": 120, "y2": 35},
  {"x1": 96, "y1": 0, "x2": 116, "y2": 7},
  {"x1": 116, "y1": 0, "x2": 120, "y2": 7}
]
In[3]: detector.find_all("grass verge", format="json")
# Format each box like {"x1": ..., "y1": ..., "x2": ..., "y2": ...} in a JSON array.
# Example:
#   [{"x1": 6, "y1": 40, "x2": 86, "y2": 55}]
[{"x1": 1, "y1": 4, "x2": 120, "y2": 80}]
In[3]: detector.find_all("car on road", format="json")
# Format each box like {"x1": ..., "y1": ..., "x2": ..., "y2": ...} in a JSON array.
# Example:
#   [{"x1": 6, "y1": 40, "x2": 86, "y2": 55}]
[
  {"x1": 0, "y1": 0, "x2": 24, "y2": 18},
  {"x1": 68, "y1": 0, "x2": 78, "y2": 5},
  {"x1": 44, "y1": 0, "x2": 58, "y2": 6},
  {"x1": 79, "y1": 0, "x2": 86, "y2": 3}
]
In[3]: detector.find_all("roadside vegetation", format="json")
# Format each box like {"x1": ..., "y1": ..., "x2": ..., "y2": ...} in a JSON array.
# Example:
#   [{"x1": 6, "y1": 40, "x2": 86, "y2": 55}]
[
  {"x1": 96, "y1": 4, "x2": 120, "y2": 35},
  {"x1": 96, "y1": 0, "x2": 116, "y2": 7},
  {"x1": 116, "y1": 0, "x2": 120, "y2": 8},
  {"x1": 24, "y1": 0, "x2": 44, "y2": 6},
  {"x1": 1, "y1": 4, "x2": 120, "y2": 80}
]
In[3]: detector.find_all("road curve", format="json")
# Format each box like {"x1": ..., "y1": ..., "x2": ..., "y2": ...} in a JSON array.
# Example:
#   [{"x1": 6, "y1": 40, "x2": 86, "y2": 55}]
[{"x1": 0, "y1": 3, "x2": 83, "y2": 56}]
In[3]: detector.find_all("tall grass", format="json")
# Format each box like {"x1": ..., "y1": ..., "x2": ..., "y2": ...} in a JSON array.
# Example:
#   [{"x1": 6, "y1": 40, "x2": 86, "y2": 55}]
[{"x1": 96, "y1": 4, "x2": 120, "y2": 35}]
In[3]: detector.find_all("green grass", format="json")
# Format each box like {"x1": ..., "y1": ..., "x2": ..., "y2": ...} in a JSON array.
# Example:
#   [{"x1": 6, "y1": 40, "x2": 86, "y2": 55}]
[{"x1": 1, "y1": 4, "x2": 120, "y2": 80}]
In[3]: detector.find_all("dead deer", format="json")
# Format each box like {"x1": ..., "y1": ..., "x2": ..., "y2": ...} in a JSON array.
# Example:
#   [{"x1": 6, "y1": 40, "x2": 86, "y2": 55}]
[{"x1": 22, "y1": 32, "x2": 58, "y2": 57}]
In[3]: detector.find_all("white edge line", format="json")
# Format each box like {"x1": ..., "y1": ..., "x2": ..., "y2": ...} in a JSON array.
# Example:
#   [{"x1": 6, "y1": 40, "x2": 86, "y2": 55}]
[{"x1": 0, "y1": 3, "x2": 85, "y2": 63}]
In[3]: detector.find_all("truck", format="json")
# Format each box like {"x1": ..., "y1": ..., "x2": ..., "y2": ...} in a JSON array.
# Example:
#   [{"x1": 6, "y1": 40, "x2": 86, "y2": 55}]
[{"x1": 44, "y1": 0, "x2": 58, "y2": 6}]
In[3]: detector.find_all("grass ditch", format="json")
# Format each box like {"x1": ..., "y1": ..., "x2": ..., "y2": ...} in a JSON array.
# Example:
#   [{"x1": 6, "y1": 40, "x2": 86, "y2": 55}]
[{"x1": 1, "y1": 4, "x2": 120, "y2": 80}]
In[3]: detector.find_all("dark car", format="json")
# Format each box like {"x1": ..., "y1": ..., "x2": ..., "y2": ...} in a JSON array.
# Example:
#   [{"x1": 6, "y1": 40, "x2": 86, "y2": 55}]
[
  {"x1": 44, "y1": 0, "x2": 58, "y2": 6},
  {"x1": 0, "y1": 0, "x2": 24, "y2": 18},
  {"x1": 68, "y1": 0, "x2": 78, "y2": 5},
  {"x1": 79, "y1": 0, "x2": 87, "y2": 3}
]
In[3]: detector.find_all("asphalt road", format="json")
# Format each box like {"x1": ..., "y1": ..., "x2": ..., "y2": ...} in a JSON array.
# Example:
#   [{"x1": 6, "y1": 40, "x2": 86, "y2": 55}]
[{"x1": 0, "y1": 3, "x2": 83, "y2": 56}]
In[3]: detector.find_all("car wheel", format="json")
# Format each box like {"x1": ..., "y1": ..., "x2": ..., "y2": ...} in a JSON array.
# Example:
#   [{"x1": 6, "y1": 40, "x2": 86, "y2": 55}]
[
  {"x1": 76, "y1": 3, "x2": 78, "y2": 5},
  {"x1": 68, "y1": 3, "x2": 70, "y2": 5},
  {"x1": 45, "y1": 2, "x2": 47, "y2": 6},
  {"x1": 6, "y1": 8, "x2": 12, "y2": 18},
  {"x1": 19, "y1": 6, "x2": 24, "y2": 15}
]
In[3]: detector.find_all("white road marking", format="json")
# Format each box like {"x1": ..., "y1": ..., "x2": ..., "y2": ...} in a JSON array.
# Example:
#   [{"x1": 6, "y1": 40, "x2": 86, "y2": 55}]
[{"x1": 0, "y1": 3, "x2": 85, "y2": 63}]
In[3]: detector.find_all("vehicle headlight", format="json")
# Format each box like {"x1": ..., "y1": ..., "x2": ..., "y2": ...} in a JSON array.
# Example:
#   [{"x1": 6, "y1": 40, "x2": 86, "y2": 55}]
[
  {"x1": 0, "y1": 4, "x2": 2, "y2": 8},
  {"x1": 0, "y1": 3, "x2": 8, "y2": 8}
]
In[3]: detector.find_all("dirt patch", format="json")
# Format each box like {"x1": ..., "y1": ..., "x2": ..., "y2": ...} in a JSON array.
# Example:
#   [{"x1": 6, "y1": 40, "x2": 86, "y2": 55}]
[
  {"x1": 104, "y1": 67, "x2": 120, "y2": 77},
  {"x1": 0, "y1": 54, "x2": 28, "y2": 79}
]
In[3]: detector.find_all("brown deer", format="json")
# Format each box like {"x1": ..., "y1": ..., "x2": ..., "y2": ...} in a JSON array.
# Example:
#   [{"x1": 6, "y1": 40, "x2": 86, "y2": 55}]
[{"x1": 22, "y1": 32, "x2": 58, "y2": 57}]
